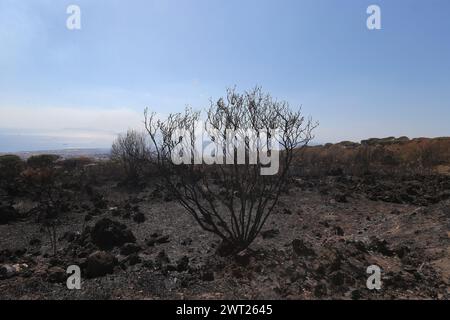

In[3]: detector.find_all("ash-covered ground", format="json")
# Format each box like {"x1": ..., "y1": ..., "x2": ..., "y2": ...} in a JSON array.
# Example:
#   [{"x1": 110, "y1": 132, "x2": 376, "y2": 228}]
[{"x1": 1, "y1": 175, "x2": 449, "y2": 300}]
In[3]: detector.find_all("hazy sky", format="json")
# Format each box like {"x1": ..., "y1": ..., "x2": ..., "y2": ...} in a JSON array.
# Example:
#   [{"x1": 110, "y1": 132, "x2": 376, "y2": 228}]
[{"x1": 1, "y1": 0, "x2": 449, "y2": 151}]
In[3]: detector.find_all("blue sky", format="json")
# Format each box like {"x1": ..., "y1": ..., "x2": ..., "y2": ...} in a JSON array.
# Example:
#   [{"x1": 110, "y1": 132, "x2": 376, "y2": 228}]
[{"x1": 0, "y1": 0, "x2": 449, "y2": 151}]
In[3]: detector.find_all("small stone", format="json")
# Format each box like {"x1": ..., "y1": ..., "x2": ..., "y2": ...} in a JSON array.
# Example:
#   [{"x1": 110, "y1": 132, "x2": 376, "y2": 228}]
[
  {"x1": 0, "y1": 264, "x2": 16, "y2": 279},
  {"x1": 201, "y1": 271, "x2": 214, "y2": 282},
  {"x1": 334, "y1": 193, "x2": 348, "y2": 203},
  {"x1": 146, "y1": 238, "x2": 156, "y2": 247},
  {"x1": 334, "y1": 226, "x2": 345, "y2": 236},
  {"x1": 29, "y1": 238, "x2": 42, "y2": 246},
  {"x1": 47, "y1": 266, "x2": 66, "y2": 283},
  {"x1": 176, "y1": 256, "x2": 189, "y2": 272},
  {"x1": 132, "y1": 212, "x2": 146, "y2": 224},
  {"x1": 155, "y1": 235, "x2": 170, "y2": 244},
  {"x1": 60, "y1": 231, "x2": 77, "y2": 242},
  {"x1": 86, "y1": 251, "x2": 116, "y2": 278},
  {"x1": 155, "y1": 250, "x2": 170, "y2": 266},
  {"x1": 292, "y1": 239, "x2": 315, "y2": 257},
  {"x1": 181, "y1": 238, "x2": 193, "y2": 246},
  {"x1": 261, "y1": 229, "x2": 280, "y2": 239},
  {"x1": 109, "y1": 207, "x2": 121, "y2": 217},
  {"x1": 120, "y1": 243, "x2": 142, "y2": 256},
  {"x1": 0, "y1": 204, "x2": 18, "y2": 225},
  {"x1": 127, "y1": 254, "x2": 142, "y2": 266},
  {"x1": 351, "y1": 289, "x2": 361, "y2": 300},
  {"x1": 314, "y1": 283, "x2": 327, "y2": 297},
  {"x1": 330, "y1": 271, "x2": 345, "y2": 286},
  {"x1": 235, "y1": 250, "x2": 251, "y2": 266}
]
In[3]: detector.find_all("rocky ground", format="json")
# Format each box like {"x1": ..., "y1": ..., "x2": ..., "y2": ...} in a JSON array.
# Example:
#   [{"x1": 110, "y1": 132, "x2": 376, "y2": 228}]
[{"x1": 0, "y1": 175, "x2": 449, "y2": 300}]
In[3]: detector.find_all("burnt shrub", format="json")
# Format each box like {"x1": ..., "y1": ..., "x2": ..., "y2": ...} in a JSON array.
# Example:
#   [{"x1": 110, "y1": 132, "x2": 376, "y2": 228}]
[
  {"x1": 60, "y1": 156, "x2": 93, "y2": 171},
  {"x1": 22, "y1": 155, "x2": 65, "y2": 256},
  {"x1": 111, "y1": 130, "x2": 151, "y2": 183},
  {"x1": 59, "y1": 157, "x2": 94, "y2": 191},
  {"x1": 27, "y1": 154, "x2": 60, "y2": 169},
  {"x1": 0, "y1": 155, "x2": 24, "y2": 196},
  {"x1": 145, "y1": 87, "x2": 317, "y2": 254}
]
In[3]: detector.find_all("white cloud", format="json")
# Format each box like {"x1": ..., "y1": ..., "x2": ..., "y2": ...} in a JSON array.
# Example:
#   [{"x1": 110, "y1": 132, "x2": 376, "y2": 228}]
[{"x1": 0, "y1": 106, "x2": 143, "y2": 136}]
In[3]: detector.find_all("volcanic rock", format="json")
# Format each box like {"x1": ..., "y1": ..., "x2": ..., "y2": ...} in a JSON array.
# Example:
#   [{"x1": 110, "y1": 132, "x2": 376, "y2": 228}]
[
  {"x1": 292, "y1": 239, "x2": 316, "y2": 257},
  {"x1": 91, "y1": 218, "x2": 136, "y2": 250},
  {"x1": 86, "y1": 251, "x2": 117, "y2": 278}
]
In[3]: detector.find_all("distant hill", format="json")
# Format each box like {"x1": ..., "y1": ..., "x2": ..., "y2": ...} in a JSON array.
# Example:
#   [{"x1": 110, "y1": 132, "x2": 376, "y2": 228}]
[
  {"x1": 0, "y1": 148, "x2": 111, "y2": 160},
  {"x1": 296, "y1": 136, "x2": 450, "y2": 176}
]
